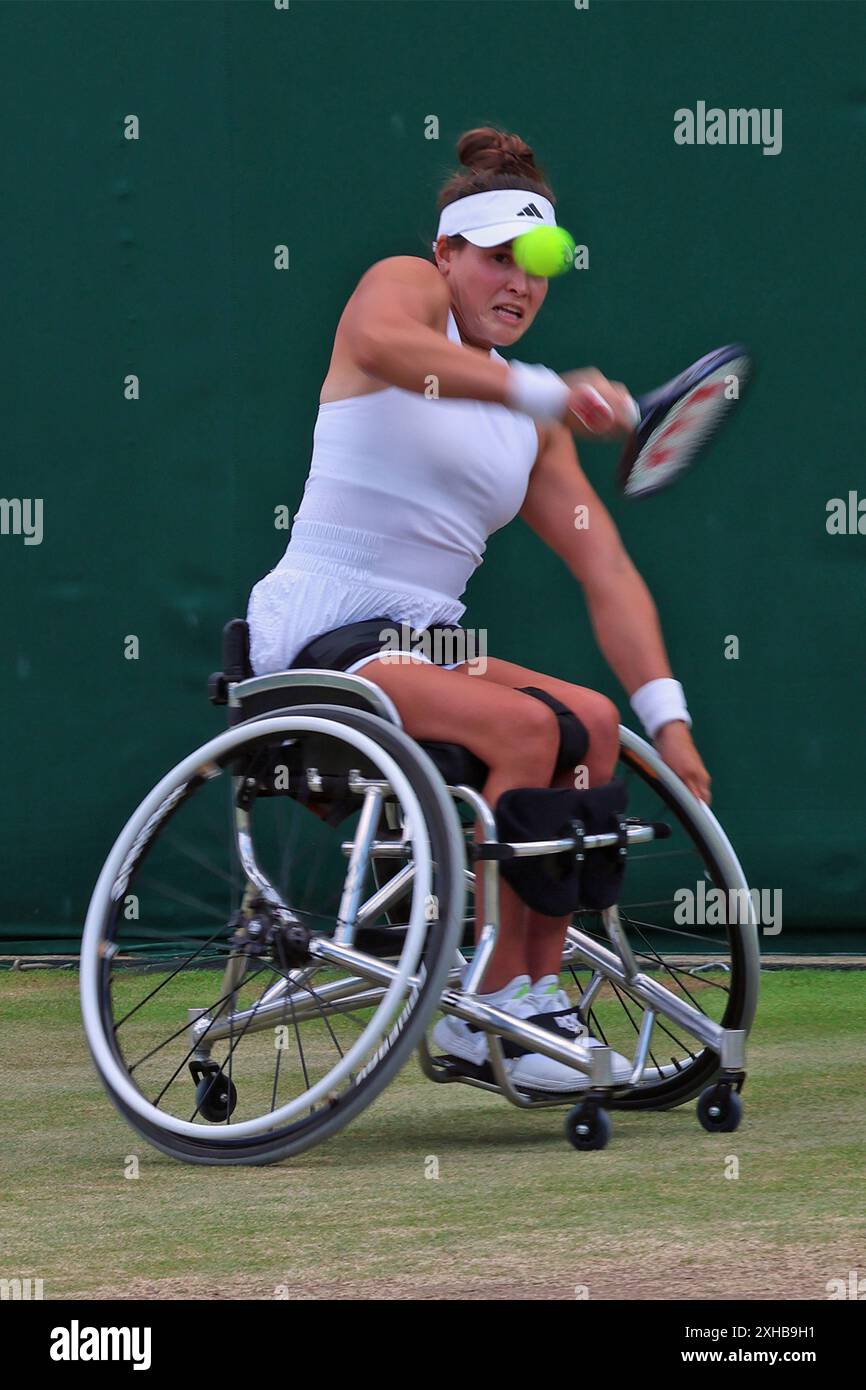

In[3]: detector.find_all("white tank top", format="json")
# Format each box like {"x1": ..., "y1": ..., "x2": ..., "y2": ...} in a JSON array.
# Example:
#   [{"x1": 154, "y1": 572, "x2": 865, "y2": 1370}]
[{"x1": 282, "y1": 307, "x2": 539, "y2": 603}]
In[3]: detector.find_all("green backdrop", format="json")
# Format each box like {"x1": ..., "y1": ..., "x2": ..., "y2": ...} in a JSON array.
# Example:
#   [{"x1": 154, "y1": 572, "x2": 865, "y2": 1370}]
[{"x1": 2, "y1": 0, "x2": 863, "y2": 952}]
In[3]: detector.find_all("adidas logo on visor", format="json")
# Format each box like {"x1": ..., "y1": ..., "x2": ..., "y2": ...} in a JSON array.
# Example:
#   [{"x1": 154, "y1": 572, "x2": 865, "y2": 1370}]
[{"x1": 516, "y1": 203, "x2": 544, "y2": 218}]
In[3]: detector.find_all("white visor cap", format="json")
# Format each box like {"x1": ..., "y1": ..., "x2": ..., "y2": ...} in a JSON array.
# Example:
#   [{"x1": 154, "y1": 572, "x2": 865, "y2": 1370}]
[{"x1": 432, "y1": 189, "x2": 557, "y2": 251}]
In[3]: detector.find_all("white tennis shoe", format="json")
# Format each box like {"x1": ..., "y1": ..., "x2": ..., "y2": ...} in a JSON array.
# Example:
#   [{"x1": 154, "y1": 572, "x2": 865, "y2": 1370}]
[
  {"x1": 431, "y1": 974, "x2": 532, "y2": 1068},
  {"x1": 432, "y1": 974, "x2": 631, "y2": 1093},
  {"x1": 516, "y1": 974, "x2": 633, "y2": 1090}
]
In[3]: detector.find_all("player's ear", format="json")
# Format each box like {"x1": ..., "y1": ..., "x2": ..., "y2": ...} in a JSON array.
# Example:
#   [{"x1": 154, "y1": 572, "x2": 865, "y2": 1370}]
[{"x1": 433, "y1": 235, "x2": 452, "y2": 271}]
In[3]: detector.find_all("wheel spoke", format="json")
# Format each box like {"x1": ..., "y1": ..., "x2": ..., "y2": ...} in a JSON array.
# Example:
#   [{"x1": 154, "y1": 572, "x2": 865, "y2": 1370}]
[
  {"x1": 84, "y1": 705, "x2": 460, "y2": 1158},
  {"x1": 112, "y1": 927, "x2": 230, "y2": 1031}
]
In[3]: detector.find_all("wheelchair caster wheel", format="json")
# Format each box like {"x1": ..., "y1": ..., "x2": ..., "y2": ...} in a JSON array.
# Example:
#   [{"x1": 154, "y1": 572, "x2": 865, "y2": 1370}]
[
  {"x1": 565, "y1": 1102, "x2": 611, "y2": 1151},
  {"x1": 195, "y1": 1071, "x2": 238, "y2": 1123},
  {"x1": 696, "y1": 1084, "x2": 742, "y2": 1133}
]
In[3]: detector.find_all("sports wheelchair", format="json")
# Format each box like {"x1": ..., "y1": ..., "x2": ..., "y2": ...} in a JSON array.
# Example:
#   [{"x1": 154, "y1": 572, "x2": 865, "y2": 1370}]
[{"x1": 80, "y1": 619, "x2": 759, "y2": 1164}]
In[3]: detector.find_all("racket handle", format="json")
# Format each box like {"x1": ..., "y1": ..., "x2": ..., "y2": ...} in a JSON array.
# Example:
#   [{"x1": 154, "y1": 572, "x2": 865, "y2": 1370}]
[{"x1": 626, "y1": 394, "x2": 642, "y2": 429}]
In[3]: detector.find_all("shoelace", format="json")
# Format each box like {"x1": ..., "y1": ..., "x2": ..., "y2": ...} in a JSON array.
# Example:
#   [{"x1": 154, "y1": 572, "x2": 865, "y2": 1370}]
[{"x1": 533, "y1": 993, "x2": 594, "y2": 1044}]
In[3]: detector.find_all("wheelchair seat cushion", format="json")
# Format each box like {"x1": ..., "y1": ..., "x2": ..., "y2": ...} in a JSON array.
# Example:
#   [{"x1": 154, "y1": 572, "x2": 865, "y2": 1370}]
[
  {"x1": 495, "y1": 778, "x2": 629, "y2": 915},
  {"x1": 291, "y1": 616, "x2": 465, "y2": 673},
  {"x1": 290, "y1": 617, "x2": 490, "y2": 788}
]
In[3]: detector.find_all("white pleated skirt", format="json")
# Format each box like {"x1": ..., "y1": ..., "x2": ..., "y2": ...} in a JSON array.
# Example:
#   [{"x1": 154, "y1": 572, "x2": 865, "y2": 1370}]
[{"x1": 246, "y1": 548, "x2": 467, "y2": 677}]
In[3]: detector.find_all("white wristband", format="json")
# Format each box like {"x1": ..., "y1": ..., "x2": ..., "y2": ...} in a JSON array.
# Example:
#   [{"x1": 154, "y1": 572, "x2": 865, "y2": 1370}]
[
  {"x1": 630, "y1": 677, "x2": 692, "y2": 741},
  {"x1": 505, "y1": 361, "x2": 570, "y2": 423}
]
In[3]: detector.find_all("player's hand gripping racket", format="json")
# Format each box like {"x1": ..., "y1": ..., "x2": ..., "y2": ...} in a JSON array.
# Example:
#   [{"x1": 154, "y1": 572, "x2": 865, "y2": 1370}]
[{"x1": 617, "y1": 344, "x2": 752, "y2": 498}]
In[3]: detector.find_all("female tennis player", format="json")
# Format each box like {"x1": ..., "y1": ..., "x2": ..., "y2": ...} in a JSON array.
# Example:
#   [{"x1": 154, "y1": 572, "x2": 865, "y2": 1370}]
[{"x1": 246, "y1": 127, "x2": 712, "y2": 1091}]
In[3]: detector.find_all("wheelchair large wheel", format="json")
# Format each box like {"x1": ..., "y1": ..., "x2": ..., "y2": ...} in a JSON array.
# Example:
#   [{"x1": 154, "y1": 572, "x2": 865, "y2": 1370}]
[
  {"x1": 563, "y1": 727, "x2": 760, "y2": 1111},
  {"x1": 371, "y1": 723, "x2": 758, "y2": 1112},
  {"x1": 80, "y1": 705, "x2": 465, "y2": 1165}
]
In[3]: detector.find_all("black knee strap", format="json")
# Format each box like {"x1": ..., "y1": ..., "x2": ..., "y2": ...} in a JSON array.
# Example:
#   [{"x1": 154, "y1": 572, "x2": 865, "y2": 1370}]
[
  {"x1": 516, "y1": 686, "x2": 589, "y2": 772},
  {"x1": 495, "y1": 779, "x2": 629, "y2": 915}
]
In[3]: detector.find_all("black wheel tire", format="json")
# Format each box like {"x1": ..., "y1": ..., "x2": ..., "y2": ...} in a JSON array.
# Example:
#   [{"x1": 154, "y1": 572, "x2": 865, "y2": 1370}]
[
  {"x1": 696, "y1": 1085, "x2": 743, "y2": 1133},
  {"x1": 565, "y1": 1103, "x2": 612, "y2": 1151},
  {"x1": 194, "y1": 1072, "x2": 238, "y2": 1123}
]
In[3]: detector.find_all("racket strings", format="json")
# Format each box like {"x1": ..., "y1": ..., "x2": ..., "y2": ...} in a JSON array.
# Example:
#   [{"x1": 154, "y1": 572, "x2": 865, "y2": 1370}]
[{"x1": 628, "y1": 356, "x2": 749, "y2": 496}]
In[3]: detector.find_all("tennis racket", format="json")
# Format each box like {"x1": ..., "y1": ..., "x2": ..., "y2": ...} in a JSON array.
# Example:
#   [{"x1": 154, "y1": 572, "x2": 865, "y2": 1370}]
[{"x1": 618, "y1": 344, "x2": 752, "y2": 499}]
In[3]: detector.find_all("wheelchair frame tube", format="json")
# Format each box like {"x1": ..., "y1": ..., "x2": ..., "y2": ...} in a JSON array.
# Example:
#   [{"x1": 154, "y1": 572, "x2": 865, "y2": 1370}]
[
  {"x1": 448, "y1": 784, "x2": 501, "y2": 995},
  {"x1": 209, "y1": 724, "x2": 756, "y2": 1074},
  {"x1": 309, "y1": 935, "x2": 744, "y2": 1079}
]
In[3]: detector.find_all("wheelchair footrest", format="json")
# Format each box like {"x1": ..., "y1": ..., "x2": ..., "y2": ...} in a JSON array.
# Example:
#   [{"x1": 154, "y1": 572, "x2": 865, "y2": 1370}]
[
  {"x1": 432, "y1": 1053, "x2": 499, "y2": 1085},
  {"x1": 428, "y1": 1051, "x2": 625, "y2": 1104}
]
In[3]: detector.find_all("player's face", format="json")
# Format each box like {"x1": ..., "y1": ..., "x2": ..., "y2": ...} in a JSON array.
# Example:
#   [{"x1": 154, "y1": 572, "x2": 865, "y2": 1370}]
[{"x1": 440, "y1": 239, "x2": 548, "y2": 350}]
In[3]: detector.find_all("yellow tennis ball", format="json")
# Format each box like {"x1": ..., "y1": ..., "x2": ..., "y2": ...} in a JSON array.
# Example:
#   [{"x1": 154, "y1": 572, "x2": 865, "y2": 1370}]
[{"x1": 512, "y1": 226, "x2": 576, "y2": 277}]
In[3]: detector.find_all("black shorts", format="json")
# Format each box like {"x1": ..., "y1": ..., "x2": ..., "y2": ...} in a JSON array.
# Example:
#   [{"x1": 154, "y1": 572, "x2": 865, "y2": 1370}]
[{"x1": 291, "y1": 616, "x2": 468, "y2": 675}]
